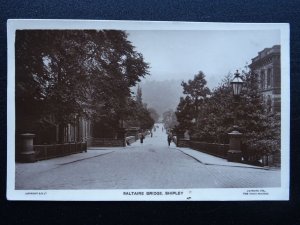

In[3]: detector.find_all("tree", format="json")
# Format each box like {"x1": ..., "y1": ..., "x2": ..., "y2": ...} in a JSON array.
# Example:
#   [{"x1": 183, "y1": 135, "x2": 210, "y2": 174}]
[
  {"x1": 162, "y1": 109, "x2": 178, "y2": 130},
  {"x1": 148, "y1": 108, "x2": 160, "y2": 123},
  {"x1": 137, "y1": 105, "x2": 155, "y2": 130},
  {"x1": 136, "y1": 85, "x2": 143, "y2": 105},
  {"x1": 126, "y1": 87, "x2": 155, "y2": 130},
  {"x1": 181, "y1": 71, "x2": 210, "y2": 123},
  {"x1": 181, "y1": 68, "x2": 280, "y2": 162},
  {"x1": 198, "y1": 74, "x2": 235, "y2": 142},
  {"x1": 237, "y1": 70, "x2": 280, "y2": 159},
  {"x1": 175, "y1": 71, "x2": 210, "y2": 133},
  {"x1": 175, "y1": 96, "x2": 193, "y2": 132},
  {"x1": 15, "y1": 30, "x2": 149, "y2": 142}
]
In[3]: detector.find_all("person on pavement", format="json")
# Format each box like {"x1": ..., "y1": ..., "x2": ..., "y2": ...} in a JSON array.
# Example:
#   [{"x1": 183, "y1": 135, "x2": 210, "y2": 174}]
[
  {"x1": 167, "y1": 132, "x2": 172, "y2": 147},
  {"x1": 140, "y1": 132, "x2": 145, "y2": 144}
]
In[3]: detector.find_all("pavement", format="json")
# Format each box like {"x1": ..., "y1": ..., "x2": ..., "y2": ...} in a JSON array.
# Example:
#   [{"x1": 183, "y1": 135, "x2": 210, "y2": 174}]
[{"x1": 177, "y1": 148, "x2": 270, "y2": 170}]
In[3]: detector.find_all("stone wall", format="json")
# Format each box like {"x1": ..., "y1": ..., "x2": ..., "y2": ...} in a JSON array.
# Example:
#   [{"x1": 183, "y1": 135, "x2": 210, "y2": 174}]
[
  {"x1": 176, "y1": 139, "x2": 191, "y2": 147},
  {"x1": 125, "y1": 136, "x2": 137, "y2": 145},
  {"x1": 91, "y1": 138, "x2": 125, "y2": 147},
  {"x1": 177, "y1": 139, "x2": 229, "y2": 158},
  {"x1": 189, "y1": 141, "x2": 229, "y2": 159},
  {"x1": 34, "y1": 142, "x2": 87, "y2": 161}
]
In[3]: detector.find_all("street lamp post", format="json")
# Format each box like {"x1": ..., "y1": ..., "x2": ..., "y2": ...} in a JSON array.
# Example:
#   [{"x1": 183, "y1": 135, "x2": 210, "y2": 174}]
[{"x1": 227, "y1": 70, "x2": 244, "y2": 162}]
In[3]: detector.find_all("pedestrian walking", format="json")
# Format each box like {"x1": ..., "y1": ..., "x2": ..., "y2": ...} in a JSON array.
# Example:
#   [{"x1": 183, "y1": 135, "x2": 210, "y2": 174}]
[
  {"x1": 140, "y1": 132, "x2": 145, "y2": 144},
  {"x1": 167, "y1": 132, "x2": 172, "y2": 146}
]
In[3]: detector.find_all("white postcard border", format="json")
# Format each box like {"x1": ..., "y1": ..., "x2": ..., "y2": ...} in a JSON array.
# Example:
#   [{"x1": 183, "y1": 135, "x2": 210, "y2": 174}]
[{"x1": 7, "y1": 19, "x2": 290, "y2": 201}]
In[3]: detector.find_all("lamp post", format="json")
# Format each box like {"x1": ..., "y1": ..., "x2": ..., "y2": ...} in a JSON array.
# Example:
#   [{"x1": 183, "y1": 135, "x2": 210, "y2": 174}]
[{"x1": 227, "y1": 70, "x2": 244, "y2": 162}]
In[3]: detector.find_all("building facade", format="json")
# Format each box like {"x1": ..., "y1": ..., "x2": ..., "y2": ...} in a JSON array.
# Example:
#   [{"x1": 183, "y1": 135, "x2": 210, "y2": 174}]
[
  {"x1": 62, "y1": 118, "x2": 93, "y2": 146},
  {"x1": 249, "y1": 45, "x2": 281, "y2": 113}
]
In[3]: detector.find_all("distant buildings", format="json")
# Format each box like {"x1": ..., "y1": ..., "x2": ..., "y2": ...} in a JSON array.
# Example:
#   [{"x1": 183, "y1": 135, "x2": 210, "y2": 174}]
[{"x1": 249, "y1": 45, "x2": 281, "y2": 113}]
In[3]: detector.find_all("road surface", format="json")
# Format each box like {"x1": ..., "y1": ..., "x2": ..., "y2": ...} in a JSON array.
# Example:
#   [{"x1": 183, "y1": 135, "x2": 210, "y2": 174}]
[{"x1": 15, "y1": 123, "x2": 280, "y2": 189}]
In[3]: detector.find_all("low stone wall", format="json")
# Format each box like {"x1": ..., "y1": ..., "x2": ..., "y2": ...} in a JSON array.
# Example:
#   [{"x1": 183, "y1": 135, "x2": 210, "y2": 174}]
[
  {"x1": 125, "y1": 136, "x2": 137, "y2": 145},
  {"x1": 91, "y1": 138, "x2": 125, "y2": 147},
  {"x1": 176, "y1": 139, "x2": 190, "y2": 147},
  {"x1": 273, "y1": 151, "x2": 281, "y2": 167},
  {"x1": 34, "y1": 142, "x2": 87, "y2": 161},
  {"x1": 177, "y1": 139, "x2": 229, "y2": 158},
  {"x1": 190, "y1": 141, "x2": 229, "y2": 159},
  {"x1": 258, "y1": 151, "x2": 281, "y2": 167}
]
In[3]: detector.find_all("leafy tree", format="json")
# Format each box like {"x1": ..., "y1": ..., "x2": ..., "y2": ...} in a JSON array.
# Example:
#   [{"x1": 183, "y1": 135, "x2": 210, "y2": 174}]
[
  {"x1": 123, "y1": 87, "x2": 155, "y2": 131},
  {"x1": 191, "y1": 70, "x2": 277, "y2": 143},
  {"x1": 193, "y1": 74, "x2": 233, "y2": 143},
  {"x1": 148, "y1": 107, "x2": 160, "y2": 123},
  {"x1": 237, "y1": 70, "x2": 280, "y2": 159},
  {"x1": 175, "y1": 71, "x2": 210, "y2": 133},
  {"x1": 125, "y1": 101, "x2": 155, "y2": 131},
  {"x1": 15, "y1": 30, "x2": 149, "y2": 142},
  {"x1": 133, "y1": 87, "x2": 155, "y2": 130},
  {"x1": 175, "y1": 67, "x2": 280, "y2": 163},
  {"x1": 175, "y1": 96, "x2": 193, "y2": 132},
  {"x1": 137, "y1": 105, "x2": 155, "y2": 130},
  {"x1": 181, "y1": 71, "x2": 210, "y2": 123},
  {"x1": 162, "y1": 109, "x2": 178, "y2": 130},
  {"x1": 136, "y1": 85, "x2": 143, "y2": 105}
]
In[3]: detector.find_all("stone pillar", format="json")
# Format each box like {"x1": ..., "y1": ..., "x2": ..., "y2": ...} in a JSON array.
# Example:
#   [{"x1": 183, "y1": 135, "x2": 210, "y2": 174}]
[
  {"x1": 227, "y1": 130, "x2": 242, "y2": 162},
  {"x1": 117, "y1": 128, "x2": 126, "y2": 147},
  {"x1": 175, "y1": 130, "x2": 181, "y2": 147},
  {"x1": 17, "y1": 133, "x2": 36, "y2": 163}
]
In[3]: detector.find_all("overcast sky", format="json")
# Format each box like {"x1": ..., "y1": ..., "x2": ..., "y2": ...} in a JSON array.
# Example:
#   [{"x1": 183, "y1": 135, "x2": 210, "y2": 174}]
[{"x1": 127, "y1": 30, "x2": 280, "y2": 89}]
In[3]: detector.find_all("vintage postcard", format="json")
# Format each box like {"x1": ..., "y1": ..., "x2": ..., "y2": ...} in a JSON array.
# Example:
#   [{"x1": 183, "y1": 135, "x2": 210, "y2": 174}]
[{"x1": 7, "y1": 20, "x2": 290, "y2": 201}]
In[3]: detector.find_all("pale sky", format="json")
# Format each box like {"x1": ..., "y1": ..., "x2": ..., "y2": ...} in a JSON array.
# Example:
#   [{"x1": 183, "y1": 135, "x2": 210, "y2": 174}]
[{"x1": 127, "y1": 30, "x2": 280, "y2": 89}]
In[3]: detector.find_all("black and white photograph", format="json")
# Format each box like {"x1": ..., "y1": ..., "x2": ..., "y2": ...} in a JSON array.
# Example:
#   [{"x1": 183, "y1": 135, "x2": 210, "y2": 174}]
[{"x1": 7, "y1": 20, "x2": 290, "y2": 201}]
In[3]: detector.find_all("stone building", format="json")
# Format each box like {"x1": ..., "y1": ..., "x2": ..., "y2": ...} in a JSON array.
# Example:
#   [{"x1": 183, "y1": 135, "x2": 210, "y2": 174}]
[
  {"x1": 249, "y1": 45, "x2": 281, "y2": 113},
  {"x1": 63, "y1": 118, "x2": 93, "y2": 146}
]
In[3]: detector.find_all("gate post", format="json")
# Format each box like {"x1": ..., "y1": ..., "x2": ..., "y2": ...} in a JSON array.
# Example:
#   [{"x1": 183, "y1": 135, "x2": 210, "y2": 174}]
[
  {"x1": 227, "y1": 130, "x2": 242, "y2": 162},
  {"x1": 117, "y1": 128, "x2": 126, "y2": 147},
  {"x1": 17, "y1": 133, "x2": 36, "y2": 163}
]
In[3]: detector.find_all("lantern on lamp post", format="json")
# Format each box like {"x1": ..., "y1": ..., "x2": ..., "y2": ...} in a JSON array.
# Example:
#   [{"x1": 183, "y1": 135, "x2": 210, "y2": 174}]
[
  {"x1": 227, "y1": 70, "x2": 244, "y2": 162},
  {"x1": 231, "y1": 70, "x2": 244, "y2": 96},
  {"x1": 231, "y1": 70, "x2": 244, "y2": 124}
]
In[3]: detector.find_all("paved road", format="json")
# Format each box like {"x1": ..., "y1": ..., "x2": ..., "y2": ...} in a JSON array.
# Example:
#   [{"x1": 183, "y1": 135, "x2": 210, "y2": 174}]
[{"x1": 15, "y1": 123, "x2": 280, "y2": 189}]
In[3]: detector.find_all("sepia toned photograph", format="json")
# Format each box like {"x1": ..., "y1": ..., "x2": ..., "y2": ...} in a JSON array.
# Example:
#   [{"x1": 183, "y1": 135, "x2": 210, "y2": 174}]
[{"x1": 7, "y1": 20, "x2": 290, "y2": 200}]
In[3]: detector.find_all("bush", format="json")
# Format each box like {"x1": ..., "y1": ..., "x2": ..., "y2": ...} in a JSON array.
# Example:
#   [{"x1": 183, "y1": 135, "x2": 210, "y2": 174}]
[{"x1": 242, "y1": 137, "x2": 280, "y2": 164}]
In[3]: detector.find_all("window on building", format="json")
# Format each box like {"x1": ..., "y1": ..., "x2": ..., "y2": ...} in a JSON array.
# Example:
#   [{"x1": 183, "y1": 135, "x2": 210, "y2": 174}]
[
  {"x1": 267, "y1": 68, "x2": 272, "y2": 88},
  {"x1": 260, "y1": 70, "x2": 265, "y2": 89},
  {"x1": 267, "y1": 95, "x2": 272, "y2": 113}
]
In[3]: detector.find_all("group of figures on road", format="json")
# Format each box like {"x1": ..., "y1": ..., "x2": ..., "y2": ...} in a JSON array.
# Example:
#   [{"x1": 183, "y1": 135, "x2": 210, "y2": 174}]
[{"x1": 137, "y1": 125, "x2": 175, "y2": 147}]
